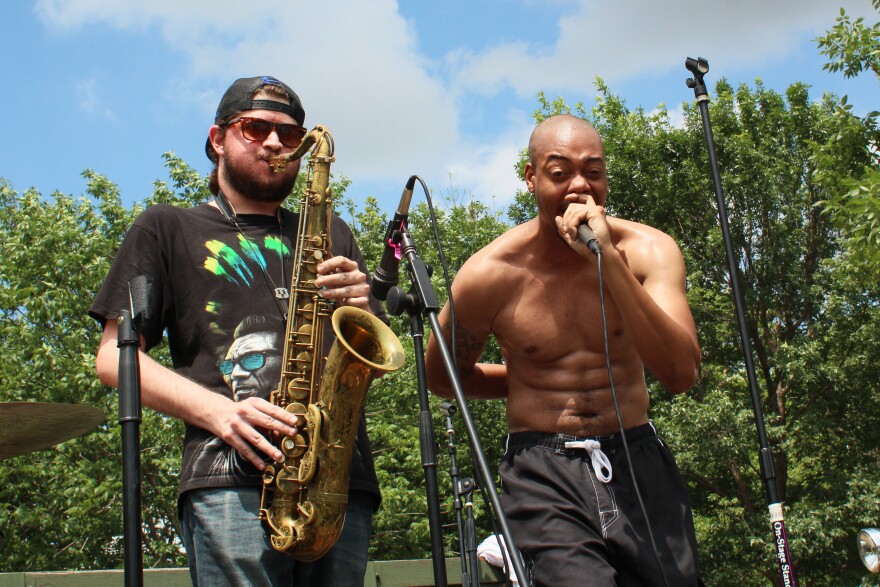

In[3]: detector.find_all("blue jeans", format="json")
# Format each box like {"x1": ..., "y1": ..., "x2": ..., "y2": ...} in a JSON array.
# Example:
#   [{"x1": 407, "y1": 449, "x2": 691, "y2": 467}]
[{"x1": 180, "y1": 487, "x2": 374, "y2": 587}]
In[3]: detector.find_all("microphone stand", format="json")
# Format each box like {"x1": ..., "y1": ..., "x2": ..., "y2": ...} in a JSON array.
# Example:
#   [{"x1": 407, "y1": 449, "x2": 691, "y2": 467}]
[
  {"x1": 686, "y1": 57, "x2": 798, "y2": 586},
  {"x1": 403, "y1": 296, "x2": 449, "y2": 587},
  {"x1": 386, "y1": 231, "x2": 530, "y2": 587},
  {"x1": 439, "y1": 401, "x2": 480, "y2": 587},
  {"x1": 116, "y1": 276, "x2": 153, "y2": 587}
]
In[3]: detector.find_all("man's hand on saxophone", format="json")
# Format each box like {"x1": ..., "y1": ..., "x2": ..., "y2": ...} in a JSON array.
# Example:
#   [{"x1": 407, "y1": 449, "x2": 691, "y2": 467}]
[
  {"x1": 208, "y1": 395, "x2": 302, "y2": 470},
  {"x1": 316, "y1": 256, "x2": 372, "y2": 312}
]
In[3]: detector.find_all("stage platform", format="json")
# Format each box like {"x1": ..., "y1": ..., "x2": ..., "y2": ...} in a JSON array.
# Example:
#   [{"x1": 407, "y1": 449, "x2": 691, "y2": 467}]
[{"x1": 0, "y1": 557, "x2": 509, "y2": 586}]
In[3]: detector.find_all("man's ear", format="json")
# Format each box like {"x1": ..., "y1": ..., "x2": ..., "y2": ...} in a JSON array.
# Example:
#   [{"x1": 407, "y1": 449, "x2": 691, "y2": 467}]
[
  {"x1": 208, "y1": 125, "x2": 225, "y2": 160},
  {"x1": 524, "y1": 162, "x2": 535, "y2": 193}
]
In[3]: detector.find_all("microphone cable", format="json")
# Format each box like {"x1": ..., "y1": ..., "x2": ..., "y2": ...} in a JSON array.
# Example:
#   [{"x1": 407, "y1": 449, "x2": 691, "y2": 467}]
[
  {"x1": 591, "y1": 245, "x2": 671, "y2": 587},
  {"x1": 414, "y1": 176, "x2": 458, "y2": 365}
]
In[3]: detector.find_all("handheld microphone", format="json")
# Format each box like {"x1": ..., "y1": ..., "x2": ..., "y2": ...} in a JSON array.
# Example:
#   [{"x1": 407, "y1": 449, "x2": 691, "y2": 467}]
[
  {"x1": 577, "y1": 223, "x2": 601, "y2": 256},
  {"x1": 371, "y1": 176, "x2": 416, "y2": 301}
]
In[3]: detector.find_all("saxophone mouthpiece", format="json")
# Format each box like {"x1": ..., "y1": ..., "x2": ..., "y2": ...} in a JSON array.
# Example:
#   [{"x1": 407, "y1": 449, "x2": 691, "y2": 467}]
[{"x1": 269, "y1": 155, "x2": 290, "y2": 173}]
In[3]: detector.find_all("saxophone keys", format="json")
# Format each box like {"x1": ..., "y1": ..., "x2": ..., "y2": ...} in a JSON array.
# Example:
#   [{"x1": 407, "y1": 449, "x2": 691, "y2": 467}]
[
  {"x1": 262, "y1": 464, "x2": 276, "y2": 486},
  {"x1": 282, "y1": 434, "x2": 308, "y2": 458},
  {"x1": 297, "y1": 501, "x2": 316, "y2": 523},
  {"x1": 276, "y1": 468, "x2": 304, "y2": 493},
  {"x1": 285, "y1": 402, "x2": 308, "y2": 416},
  {"x1": 288, "y1": 380, "x2": 310, "y2": 401}
]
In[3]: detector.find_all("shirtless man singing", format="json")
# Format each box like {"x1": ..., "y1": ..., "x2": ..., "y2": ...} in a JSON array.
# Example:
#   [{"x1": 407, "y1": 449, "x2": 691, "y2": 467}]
[{"x1": 425, "y1": 114, "x2": 703, "y2": 586}]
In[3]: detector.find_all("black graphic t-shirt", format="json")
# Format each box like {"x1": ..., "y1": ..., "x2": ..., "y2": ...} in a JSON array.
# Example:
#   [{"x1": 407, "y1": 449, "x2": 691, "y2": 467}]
[{"x1": 89, "y1": 202, "x2": 382, "y2": 507}]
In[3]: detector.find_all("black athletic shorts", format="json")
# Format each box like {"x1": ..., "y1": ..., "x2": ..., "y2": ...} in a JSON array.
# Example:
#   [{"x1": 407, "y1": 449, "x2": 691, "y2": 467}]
[{"x1": 500, "y1": 423, "x2": 701, "y2": 586}]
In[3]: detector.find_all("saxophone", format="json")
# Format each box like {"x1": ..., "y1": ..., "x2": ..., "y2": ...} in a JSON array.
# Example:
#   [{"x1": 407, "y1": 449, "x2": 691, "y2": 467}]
[{"x1": 262, "y1": 126, "x2": 405, "y2": 561}]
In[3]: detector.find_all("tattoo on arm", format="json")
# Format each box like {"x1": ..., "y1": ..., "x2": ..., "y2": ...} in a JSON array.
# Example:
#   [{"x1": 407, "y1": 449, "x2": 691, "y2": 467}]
[{"x1": 442, "y1": 320, "x2": 483, "y2": 376}]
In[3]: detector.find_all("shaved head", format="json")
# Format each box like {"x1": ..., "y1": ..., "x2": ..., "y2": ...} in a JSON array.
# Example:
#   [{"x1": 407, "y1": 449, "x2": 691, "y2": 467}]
[{"x1": 528, "y1": 115, "x2": 603, "y2": 167}]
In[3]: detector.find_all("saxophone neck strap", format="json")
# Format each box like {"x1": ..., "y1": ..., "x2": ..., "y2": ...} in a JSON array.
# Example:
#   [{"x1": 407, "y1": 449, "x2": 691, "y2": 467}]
[
  {"x1": 213, "y1": 191, "x2": 238, "y2": 225},
  {"x1": 213, "y1": 191, "x2": 289, "y2": 319}
]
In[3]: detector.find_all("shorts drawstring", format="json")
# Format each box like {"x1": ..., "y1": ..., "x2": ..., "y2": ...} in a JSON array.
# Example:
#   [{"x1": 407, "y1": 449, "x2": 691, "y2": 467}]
[{"x1": 564, "y1": 438, "x2": 613, "y2": 483}]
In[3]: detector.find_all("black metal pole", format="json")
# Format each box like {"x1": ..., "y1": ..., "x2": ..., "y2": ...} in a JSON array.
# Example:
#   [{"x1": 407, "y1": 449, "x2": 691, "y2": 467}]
[
  {"x1": 686, "y1": 56, "x2": 798, "y2": 586},
  {"x1": 459, "y1": 475, "x2": 480, "y2": 585},
  {"x1": 409, "y1": 310, "x2": 450, "y2": 587},
  {"x1": 386, "y1": 231, "x2": 530, "y2": 587},
  {"x1": 440, "y1": 402, "x2": 481, "y2": 587},
  {"x1": 117, "y1": 309, "x2": 143, "y2": 587}
]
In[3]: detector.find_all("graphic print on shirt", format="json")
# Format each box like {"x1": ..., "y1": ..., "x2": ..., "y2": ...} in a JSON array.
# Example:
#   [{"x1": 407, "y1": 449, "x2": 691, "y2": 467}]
[
  {"x1": 193, "y1": 233, "x2": 289, "y2": 479},
  {"x1": 202, "y1": 233, "x2": 289, "y2": 333}
]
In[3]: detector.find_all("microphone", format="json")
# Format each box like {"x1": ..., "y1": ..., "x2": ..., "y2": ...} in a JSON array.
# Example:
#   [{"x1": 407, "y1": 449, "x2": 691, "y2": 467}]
[
  {"x1": 577, "y1": 223, "x2": 601, "y2": 255},
  {"x1": 371, "y1": 176, "x2": 416, "y2": 301}
]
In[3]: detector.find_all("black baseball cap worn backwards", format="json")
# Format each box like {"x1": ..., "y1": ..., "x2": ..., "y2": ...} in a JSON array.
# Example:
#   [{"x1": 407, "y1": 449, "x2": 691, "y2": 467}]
[{"x1": 205, "y1": 75, "x2": 306, "y2": 162}]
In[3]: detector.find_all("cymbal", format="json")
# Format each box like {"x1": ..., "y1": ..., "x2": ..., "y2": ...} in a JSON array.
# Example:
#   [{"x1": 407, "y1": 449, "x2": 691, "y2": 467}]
[{"x1": 0, "y1": 402, "x2": 105, "y2": 460}]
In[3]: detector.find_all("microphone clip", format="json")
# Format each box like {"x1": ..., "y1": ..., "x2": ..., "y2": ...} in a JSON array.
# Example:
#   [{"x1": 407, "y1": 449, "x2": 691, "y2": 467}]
[{"x1": 387, "y1": 220, "x2": 406, "y2": 262}]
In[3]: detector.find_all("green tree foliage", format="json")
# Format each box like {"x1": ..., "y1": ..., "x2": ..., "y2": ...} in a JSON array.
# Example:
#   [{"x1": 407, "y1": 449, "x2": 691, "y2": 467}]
[
  {"x1": 816, "y1": 0, "x2": 880, "y2": 80},
  {"x1": 816, "y1": 1, "x2": 880, "y2": 287}
]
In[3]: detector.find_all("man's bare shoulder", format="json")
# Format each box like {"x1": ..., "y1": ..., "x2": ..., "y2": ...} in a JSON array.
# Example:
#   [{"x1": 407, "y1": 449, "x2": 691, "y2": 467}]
[
  {"x1": 611, "y1": 217, "x2": 681, "y2": 254},
  {"x1": 609, "y1": 217, "x2": 685, "y2": 276},
  {"x1": 609, "y1": 216, "x2": 673, "y2": 242},
  {"x1": 458, "y1": 221, "x2": 534, "y2": 275}
]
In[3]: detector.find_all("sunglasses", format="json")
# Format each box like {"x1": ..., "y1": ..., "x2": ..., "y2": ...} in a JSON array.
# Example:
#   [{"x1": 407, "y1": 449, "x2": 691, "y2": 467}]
[
  {"x1": 218, "y1": 352, "x2": 269, "y2": 376},
  {"x1": 225, "y1": 117, "x2": 307, "y2": 148}
]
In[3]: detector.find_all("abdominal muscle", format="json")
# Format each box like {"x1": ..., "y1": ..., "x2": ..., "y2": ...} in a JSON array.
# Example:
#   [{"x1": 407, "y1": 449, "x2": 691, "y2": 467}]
[{"x1": 503, "y1": 348, "x2": 651, "y2": 436}]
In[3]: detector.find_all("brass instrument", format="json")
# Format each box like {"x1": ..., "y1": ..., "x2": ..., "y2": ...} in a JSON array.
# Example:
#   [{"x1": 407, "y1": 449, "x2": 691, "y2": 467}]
[{"x1": 261, "y1": 126, "x2": 405, "y2": 561}]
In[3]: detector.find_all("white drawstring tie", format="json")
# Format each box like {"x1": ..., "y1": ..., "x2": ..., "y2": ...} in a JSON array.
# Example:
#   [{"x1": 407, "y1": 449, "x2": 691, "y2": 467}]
[{"x1": 564, "y1": 438, "x2": 612, "y2": 483}]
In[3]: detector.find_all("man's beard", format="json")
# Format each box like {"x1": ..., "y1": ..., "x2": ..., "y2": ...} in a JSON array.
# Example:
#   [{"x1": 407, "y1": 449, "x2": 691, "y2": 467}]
[{"x1": 222, "y1": 154, "x2": 298, "y2": 203}]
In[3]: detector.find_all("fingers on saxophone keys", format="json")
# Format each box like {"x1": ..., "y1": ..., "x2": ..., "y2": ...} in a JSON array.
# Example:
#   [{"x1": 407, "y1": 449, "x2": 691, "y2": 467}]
[
  {"x1": 267, "y1": 405, "x2": 300, "y2": 435},
  {"x1": 238, "y1": 428, "x2": 281, "y2": 465},
  {"x1": 239, "y1": 439, "x2": 271, "y2": 470}
]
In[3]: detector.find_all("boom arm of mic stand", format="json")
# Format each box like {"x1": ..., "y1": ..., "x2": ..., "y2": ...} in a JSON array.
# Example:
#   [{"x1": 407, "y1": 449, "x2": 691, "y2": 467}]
[{"x1": 394, "y1": 231, "x2": 531, "y2": 587}]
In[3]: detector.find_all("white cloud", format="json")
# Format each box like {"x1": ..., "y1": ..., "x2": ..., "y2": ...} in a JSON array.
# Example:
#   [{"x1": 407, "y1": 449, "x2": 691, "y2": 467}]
[
  {"x1": 444, "y1": 114, "x2": 535, "y2": 207},
  {"x1": 37, "y1": 0, "x2": 461, "y2": 191},
  {"x1": 452, "y1": 0, "x2": 875, "y2": 96},
  {"x1": 75, "y1": 76, "x2": 118, "y2": 122}
]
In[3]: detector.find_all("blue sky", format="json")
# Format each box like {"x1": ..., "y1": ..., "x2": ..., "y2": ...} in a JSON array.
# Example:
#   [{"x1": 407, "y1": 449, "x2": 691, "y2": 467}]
[{"x1": 1, "y1": 0, "x2": 876, "y2": 214}]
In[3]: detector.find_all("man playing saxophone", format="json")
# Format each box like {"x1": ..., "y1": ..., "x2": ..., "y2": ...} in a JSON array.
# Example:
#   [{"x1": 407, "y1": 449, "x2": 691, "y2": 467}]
[{"x1": 91, "y1": 76, "x2": 384, "y2": 587}]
